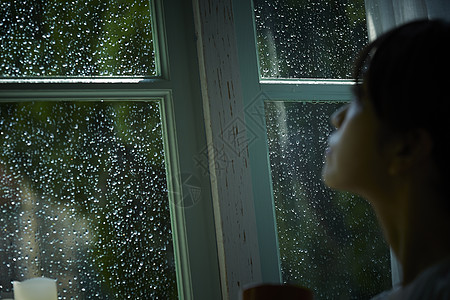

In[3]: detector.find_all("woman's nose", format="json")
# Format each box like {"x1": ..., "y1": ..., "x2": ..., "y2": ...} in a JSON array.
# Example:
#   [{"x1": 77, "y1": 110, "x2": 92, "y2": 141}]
[{"x1": 330, "y1": 104, "x2": 349, "y2": 129}]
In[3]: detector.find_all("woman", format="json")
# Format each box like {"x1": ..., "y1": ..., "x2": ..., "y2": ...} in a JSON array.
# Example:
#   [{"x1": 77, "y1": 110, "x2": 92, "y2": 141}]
[{"x1": 322, "y1": 20, "x2": 450, "y2": 299}]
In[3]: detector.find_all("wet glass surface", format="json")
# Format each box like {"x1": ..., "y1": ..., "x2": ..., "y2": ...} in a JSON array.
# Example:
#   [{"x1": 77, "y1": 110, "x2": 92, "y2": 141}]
[
  {"x1": 253, "y1": 0, "x2": 368, "y2": 79},
  {"x1": 0, "y1": 101, "x2": 177, "y2": 299},
  {"x1": 0, "y1": 0, "x2": 156, "y2": 77}
]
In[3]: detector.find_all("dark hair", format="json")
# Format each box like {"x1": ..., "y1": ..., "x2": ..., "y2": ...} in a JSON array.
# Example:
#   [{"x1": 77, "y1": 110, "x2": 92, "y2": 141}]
[{"x1": 354, "y1": 19, "x2": 450, "y2": 176}]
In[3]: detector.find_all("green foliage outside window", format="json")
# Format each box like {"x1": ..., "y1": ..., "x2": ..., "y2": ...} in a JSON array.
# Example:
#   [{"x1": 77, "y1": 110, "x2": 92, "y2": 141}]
[
  {"x1": 0, "y1": 0, "x2": 155, "y2": 77},
  {"x1": 254, "y1": 0, "x2": 367, "y2": 78},
  {"x1": 0, "y1": 102, "x2": 178, "y2": 299}
]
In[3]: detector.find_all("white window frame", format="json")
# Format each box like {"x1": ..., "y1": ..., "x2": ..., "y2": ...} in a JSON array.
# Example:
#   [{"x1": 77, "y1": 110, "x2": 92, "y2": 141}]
[
  {"x1": 191, "y1": 0, "x2": 376, "y2": 299},
  {"x1": 0, "y1": 0, "x2": 223, "y2": 299},
  {"x1": 232, "y1": 0, "x2": 354, "y2": 278},
  {"x1": 225, "y1": 0, "x2": 396, "y2": 298}
]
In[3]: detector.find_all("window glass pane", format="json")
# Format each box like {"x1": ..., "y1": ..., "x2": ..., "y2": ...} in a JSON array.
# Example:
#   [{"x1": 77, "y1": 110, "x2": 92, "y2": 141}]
[
  {"x1": 0, "y1": 0, "x2": 156, "y2": 77},
  {"x1": 254, "y1": 0, "x2": 368, "y2": 79},
  {"x1": 0, "y1": 101, "x2": 177, "y2": 299},
  {"x1": 265, "y1": 101, "x2": 391, "y2": 299}
]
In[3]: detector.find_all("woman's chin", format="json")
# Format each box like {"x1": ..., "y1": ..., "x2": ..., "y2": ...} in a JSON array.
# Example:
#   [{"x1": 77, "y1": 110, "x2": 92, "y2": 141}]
[
  {"x1": 322, "y1": 166, "x2": 345, "y2": 191},
  {"x1": 321, "y1": 167, "x2": 335, "y2": 188}
]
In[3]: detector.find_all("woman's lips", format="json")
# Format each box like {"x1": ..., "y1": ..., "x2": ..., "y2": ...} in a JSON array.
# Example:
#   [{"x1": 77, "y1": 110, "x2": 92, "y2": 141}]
[{"x1": 325, "y1": 136, "x2": 336, "y2": 159}]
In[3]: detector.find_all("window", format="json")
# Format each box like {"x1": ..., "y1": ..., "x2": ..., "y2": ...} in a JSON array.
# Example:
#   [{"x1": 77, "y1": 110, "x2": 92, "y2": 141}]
[
  {"x1": 232, "y1": 0, "x2": 393, "y2": 298},
  {"x1": 0, "y1": 101, "x2": 175, "y2": 299},
  {"x1": 0, "y1": 0, "x2": 156, "y2": 77},
  {"x1": 0, "y1": 0, "x2": 399, "y2": 299},
  {"x1": 0, "y1": 1, "x2": 222, "y2": 299}
]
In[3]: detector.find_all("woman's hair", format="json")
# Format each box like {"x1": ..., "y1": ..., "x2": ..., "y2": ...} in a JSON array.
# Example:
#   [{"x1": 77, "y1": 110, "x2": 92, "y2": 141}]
[{"x1": 353, "y1": 19, "x2": 450, "y2": 175}]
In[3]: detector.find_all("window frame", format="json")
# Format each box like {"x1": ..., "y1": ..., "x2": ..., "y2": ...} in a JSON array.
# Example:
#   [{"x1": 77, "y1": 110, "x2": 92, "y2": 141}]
[
  {"x1": 0, "y1": 0, "x2": 400, "y2": 298},
  {"x1": 0, "y1": 0, "x2": 222, "y2": 299},
  {"x1": 232, "y1": 0, "x2": 394, "y2": 288}
]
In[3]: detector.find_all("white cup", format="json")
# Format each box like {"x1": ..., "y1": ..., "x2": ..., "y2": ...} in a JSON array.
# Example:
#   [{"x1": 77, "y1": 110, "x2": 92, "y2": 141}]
[{"x1": 13, "y1": 278, "x2": 58, "y2": 300}]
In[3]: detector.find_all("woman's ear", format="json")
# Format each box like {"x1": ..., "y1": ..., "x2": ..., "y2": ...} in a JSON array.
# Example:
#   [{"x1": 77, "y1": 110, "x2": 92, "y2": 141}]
[{"x1": 387, "y1": 129, "x2": 433, "y2": 175}]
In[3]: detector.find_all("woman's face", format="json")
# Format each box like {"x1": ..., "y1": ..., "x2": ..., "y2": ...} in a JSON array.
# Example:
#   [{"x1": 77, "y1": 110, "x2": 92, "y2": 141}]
[{"x1": 322, "y1": 91, "x2": 391, "y2": 197}]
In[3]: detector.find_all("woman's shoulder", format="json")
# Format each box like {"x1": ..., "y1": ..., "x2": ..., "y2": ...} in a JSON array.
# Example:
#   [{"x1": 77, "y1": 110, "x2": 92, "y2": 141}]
[{"x1": 371, "y1": 258, "x2": 450, "y2": 299}]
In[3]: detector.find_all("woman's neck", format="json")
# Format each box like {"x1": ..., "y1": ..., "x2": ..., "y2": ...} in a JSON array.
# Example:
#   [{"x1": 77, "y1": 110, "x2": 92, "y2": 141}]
[
  {"x1": 372, "y1": 188, "x2": 450, "y2": 286},
  {"x1": 398, "y1": 204, "x2": 450, "y2": 285}
]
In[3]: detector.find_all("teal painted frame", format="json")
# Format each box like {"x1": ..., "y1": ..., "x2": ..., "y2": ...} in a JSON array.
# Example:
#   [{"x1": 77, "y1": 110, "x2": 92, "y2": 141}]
[
  {"x1": 232, "y1": 0, "x2": 356, "y2": 284},
  {"x1": 0, "y1": 0, "x2": 222, "y2": 299}
]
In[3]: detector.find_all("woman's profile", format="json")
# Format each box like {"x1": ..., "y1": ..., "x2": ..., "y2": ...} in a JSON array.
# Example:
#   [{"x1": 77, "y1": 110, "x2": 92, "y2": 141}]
[{"x1": 322, "y1": 19, "x2": 450, "y2": 299}]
